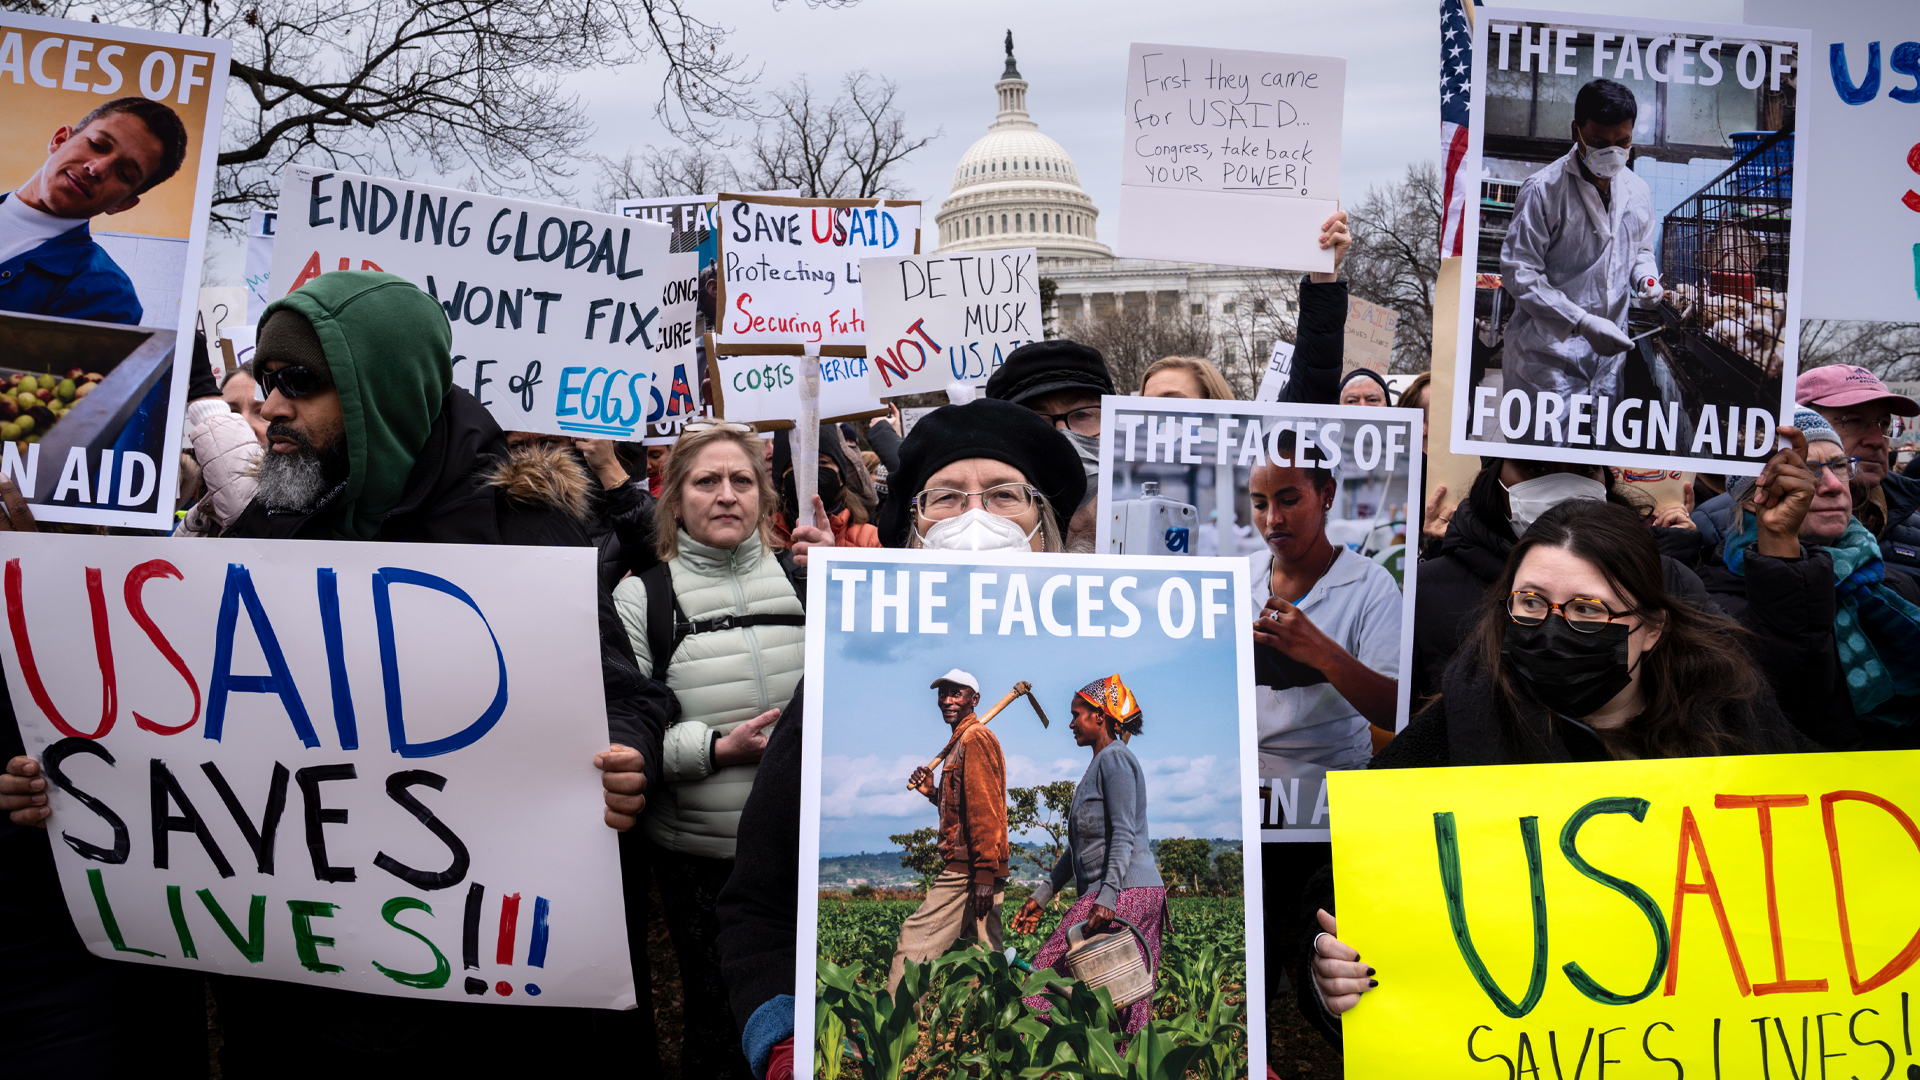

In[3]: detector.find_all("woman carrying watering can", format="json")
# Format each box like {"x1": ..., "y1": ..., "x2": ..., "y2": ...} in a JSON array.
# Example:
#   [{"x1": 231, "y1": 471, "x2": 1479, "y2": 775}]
[{"x1": 1010, "y1": 675, "x2": 1168, "y2": 1034}]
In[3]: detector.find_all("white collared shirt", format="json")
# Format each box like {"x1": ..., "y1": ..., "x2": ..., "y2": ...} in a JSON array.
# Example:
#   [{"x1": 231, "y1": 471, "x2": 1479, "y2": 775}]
[
  {"x1": 1249, "y1": 545, "x2": 1404, "y2": 771},
  {"x1": 0, "y1": 191, "x2": 81, "y2": 267}
]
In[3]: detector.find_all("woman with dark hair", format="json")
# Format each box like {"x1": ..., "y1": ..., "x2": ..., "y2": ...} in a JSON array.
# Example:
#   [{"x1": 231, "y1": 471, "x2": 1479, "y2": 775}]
[
  {"x1": 1410, "y1": 456, "x2": 1711, "y2": 705},
  {"x1": 769, "y1": 425, "x2": 881, "y2": 550},
  {"x1": 1010, "y1": 675, "x2": 1168, "y2": 1037},
  {"x1": 1250, "y1": 430, "x2": 1402, "y2": 771},
  {"x1": 1300, "y1": 499, "x2": 1807, "y2": 1045}
]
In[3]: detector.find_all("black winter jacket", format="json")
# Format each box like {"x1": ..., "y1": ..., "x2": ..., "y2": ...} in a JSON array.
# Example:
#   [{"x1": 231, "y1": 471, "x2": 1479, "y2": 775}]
[
  {"x1": 714, "y1": 682, "x2": 805, "y2": 1050},
  {"x1": 1410, "y1": 500, "x2": 1713, "y2": 704},
  {"x1": 1698, "y1": 546, "x2": 1920, "y2": 750},
  {"x1": 1276, "y1": 279, "x2": 1349, "y2": 406}
]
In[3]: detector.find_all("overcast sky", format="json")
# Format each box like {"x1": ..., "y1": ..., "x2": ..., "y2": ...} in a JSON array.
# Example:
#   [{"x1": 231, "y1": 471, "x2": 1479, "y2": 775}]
[{"x1": 210, "y1": 0, "x2": 1747, "y2": 279}]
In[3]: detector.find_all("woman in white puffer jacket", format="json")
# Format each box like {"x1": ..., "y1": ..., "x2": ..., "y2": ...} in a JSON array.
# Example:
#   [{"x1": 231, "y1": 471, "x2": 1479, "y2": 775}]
[{"x1": 611, "y1": 420, "x2": 803, "y2": 1080}]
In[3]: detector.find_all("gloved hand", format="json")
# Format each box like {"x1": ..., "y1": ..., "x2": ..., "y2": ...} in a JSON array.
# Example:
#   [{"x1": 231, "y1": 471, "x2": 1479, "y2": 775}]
[
  {"x1": 766, "y1": 1037, "x2": 795, "y2": 1080},
  {"x1": 1576, "y1": 312, "x2": 1633, "y2": 356},
  {"x1": 1631, "y1": 274, "x2": 1663, "y2": 310}
]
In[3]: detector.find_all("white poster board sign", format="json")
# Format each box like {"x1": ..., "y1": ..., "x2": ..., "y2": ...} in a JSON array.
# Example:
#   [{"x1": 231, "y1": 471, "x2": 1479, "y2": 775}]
[
  {"x1": 1253, "y1": 340, "x2": 1297, "y2": 402},
  {"x1": 0, "y1": 12, "x2": 230, "y2": 530},
  {"x1": 860, "y1": 246, "x2": 1041, "y2": 397},
  {"x1": 715, "y1": 194, "x2": 921, "y2": 350},
  {"x1": 0, "y1": 533, "x2": 632, "y2": 1009},
  {"x1": 1117, "y1": 43, "x2": 1344, "y2": 272},
  {"x1": 796, "y1": 547, "x2": 1264, "y2": 1074},
  {"x1": 270, "y1": 167, "x2": 701, "y2": 442},
  {"x1": 1095, "y1": 395, "x2": 1421, "y2": 841},
  {"x1": 1745, "y1": 0, "x2": 1920, "y2": 320},
  {"x1": 712, "y1": 350, "x2": 878, "y2": 425},
  {"x1": 245, "y1": 209, "x2": 277, "y2": 324}
]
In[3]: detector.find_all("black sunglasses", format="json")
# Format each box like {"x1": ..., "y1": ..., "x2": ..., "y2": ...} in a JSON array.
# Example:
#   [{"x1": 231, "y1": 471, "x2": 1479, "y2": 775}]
[{"x1": 255, "y1": 364, "x2": 331, "y2": 400}]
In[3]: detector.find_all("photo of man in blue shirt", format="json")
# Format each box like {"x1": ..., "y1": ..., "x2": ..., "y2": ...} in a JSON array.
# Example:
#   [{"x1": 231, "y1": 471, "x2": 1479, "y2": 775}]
[{"x1": 0, "y1": 96, "x2": 189, "y2": 326}]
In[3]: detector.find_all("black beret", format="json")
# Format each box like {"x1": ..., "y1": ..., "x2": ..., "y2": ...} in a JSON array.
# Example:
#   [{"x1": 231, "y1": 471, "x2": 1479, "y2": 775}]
[
  {"x1": 877, "y1": 398, "x2": 1088, "y2": 547},
  {"x1": 983, "y1": 338, "x2": 1114, "y2": 405}
]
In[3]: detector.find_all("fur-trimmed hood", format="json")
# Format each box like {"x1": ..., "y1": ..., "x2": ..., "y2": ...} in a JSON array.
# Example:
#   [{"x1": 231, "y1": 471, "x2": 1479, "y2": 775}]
[{"x1": 483, "y1": 441, "x2": 594, "y2": 522}]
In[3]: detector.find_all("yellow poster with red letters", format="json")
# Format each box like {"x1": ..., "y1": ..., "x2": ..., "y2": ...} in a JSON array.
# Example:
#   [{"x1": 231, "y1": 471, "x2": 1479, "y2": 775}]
[{"x1": 1332, "y1": 752, "x2": 1920, "y2": 1078}]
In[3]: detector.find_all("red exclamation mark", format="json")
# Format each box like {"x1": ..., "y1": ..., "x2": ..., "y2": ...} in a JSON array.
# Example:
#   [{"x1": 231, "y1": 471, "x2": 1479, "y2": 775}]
[{"x1": 494, "y1": 893, "x2": 520, "y2": 996}]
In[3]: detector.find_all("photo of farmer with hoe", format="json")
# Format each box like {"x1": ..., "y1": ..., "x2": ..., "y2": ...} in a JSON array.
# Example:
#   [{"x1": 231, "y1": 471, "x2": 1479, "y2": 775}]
[{"x1": 885, "y1": 668, "x2": 1013, "y2": 995}]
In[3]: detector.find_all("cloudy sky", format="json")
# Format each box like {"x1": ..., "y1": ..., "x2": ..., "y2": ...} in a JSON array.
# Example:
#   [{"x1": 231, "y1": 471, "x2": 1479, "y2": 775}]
[
  {"x1": 209, "y1": 0, "x2": 1750, "y2": 278},
  {"x1": 813, "y1": 560, "x2": 1245, "y2": 856}
]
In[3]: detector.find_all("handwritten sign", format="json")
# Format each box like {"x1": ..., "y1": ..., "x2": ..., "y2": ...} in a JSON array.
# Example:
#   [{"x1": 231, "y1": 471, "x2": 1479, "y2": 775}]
[
  {"x1": 1744, "y1": 1, "x2": 1917, "y2": 320},
  {"x1": 716, "y1": 194, "x2": 920, "y2": 350},
  {"x1": 1345, "y1": 297, "x2": 1399, "y2": 376},
  {"x1": 1333, "y1": 751, "x2": 1920, "y2": 1076},
  {"x1": 0, "y1": 533, "x2": 633, "y2": 1009},
  {"x1": 1254, "y1": 340, "x2": 1297, "y2": 402},
  {"x1": 712, "y1": 350, "x2": 876, "y2": 425},
  {"x1": 1117, "y1": 42, "x2": 1344, "y2": 272},
  {"x1": 271, "y1": 167, "x2": 701, "y2": 442},
  {"x1": 860, "y1": 246, "x2": 1040, "y2": 397}
]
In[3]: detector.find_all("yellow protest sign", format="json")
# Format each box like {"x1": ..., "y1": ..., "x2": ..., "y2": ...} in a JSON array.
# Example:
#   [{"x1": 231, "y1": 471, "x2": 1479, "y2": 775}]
[{"x1": 1330, "y1": 752, "x2": 1920, "y2": 1078}]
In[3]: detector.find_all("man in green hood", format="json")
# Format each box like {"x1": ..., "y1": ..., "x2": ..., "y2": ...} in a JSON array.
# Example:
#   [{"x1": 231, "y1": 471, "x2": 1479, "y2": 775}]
[{"x1": 213, "y1": 271, "x2": 676, "y2": 1071}]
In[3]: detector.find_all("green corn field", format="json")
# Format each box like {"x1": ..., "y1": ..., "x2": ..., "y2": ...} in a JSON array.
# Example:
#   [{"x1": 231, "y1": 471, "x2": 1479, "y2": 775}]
[{"x1": 814, "y1": 896, "x2": 1249, "y2": 1079}]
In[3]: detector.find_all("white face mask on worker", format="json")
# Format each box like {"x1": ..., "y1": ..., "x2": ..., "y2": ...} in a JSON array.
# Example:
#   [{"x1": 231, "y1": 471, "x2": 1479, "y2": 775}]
[
  {"x1": 918, "y1": 508, "x2": 1039, "y2": 551},
  {"x1": 1579, "y1": 140, "x2": 1629, "y2": 179}
]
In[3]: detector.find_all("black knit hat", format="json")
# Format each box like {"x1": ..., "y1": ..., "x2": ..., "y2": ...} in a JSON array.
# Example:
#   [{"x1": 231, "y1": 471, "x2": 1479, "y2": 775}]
[
  {"x1": 254, "y1": 307, "x2": 332, "y2": 386},
  {"x1": 983, "y1": 339, "x2": 1114, "y2": 405},
  {"x1": 1338, "y1": 367, "x2": 1391, "y2": 401},
  {"x1": 877, "y1": 398, "x2": 1088, "y2": 547}
]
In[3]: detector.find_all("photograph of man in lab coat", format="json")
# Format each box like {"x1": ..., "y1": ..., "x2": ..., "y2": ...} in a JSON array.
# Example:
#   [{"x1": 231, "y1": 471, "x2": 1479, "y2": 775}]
[{"x1": 1499, "y1": 78, "x2": 1660, "y2": 436}]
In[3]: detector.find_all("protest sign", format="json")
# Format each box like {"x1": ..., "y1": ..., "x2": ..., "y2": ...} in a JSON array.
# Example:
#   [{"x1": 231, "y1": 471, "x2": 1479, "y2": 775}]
[
  {"x1": 1117, "y1": 42, "x2": 1343, "y2": 273},
  {"x1": 0, "y1": 532, "x2": 633, "y2": 1009},
  {"x1": 711, "y1": 193, "x2": 919, "y2": 424},
  {"x1": 796, "y1": 547, "x2": 1263, "y2": 1076},
  {"x1": 0, "y1": 12, "x2": 228, "y2": 530},
  {"x1": 1332, "y1": 750, "x2": 1920, "y2": 1077},
  {"x1": 715, "y1": 193, "x2": 920, "y2": 351},
  {"x1": 1448, "y1": 10, "x2": 1812, "y2": 476},
  {"x1": 1096, "y1": 396, "x2": 1420, "y2": 841},
  {"x1": 861, "y1": 246, "x2": 1041, "y2": 397},
  {"x1": 1253, "y1": 340, "x2": 1298, "y2": 402},
  {"x1": 1745, "y1": 0, "x2": 1919, "y2": 321},
  {"x1": 1345, "y1": 296, "x2": 1398, "y2": 376},
  {"x1": 245, "y1": 208, "x2": 277, "y2": 323},
  {"x1": 271, "y1": 167, "x2": 701, "y2": 443}
]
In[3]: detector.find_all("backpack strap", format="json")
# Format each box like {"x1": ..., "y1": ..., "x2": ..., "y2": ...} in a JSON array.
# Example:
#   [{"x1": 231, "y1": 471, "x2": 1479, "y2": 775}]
[
  {"x1": 641, "y1": 563, "x2": 678, "y2": 681},
  {"x1": 640, "y1": 562, "x2": 806, "y2": 683}
]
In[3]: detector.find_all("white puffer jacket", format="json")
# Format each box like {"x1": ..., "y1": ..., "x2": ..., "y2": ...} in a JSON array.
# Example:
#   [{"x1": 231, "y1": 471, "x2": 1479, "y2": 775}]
[
  {"x1": 612, "y1": 530, "x2": 804, "y2": 859},
  {"x1": 178, "y1": 407, "x2": 262, "y2": 537}
]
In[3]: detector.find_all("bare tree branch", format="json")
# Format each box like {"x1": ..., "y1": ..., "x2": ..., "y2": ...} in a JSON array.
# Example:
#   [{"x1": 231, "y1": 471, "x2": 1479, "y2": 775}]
[{"x1": 1345, "y1": 160, "x2": 1442, "y2": 373}]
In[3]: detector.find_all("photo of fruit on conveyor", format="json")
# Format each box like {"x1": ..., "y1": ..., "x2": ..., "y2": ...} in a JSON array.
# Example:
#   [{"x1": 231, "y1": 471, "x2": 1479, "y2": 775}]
[
  {"x1": 0, "y1": 310, "x2": 176, "y2": 511},
  {"x1": 0, "y1": 369, "x2": 105, "y2": 445}
]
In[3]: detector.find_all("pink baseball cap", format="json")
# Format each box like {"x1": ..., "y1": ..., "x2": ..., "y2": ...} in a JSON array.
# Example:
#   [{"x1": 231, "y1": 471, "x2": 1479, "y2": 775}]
[{"x1": 1795, "y1": 365, "x2": 1920, "y2": 417}]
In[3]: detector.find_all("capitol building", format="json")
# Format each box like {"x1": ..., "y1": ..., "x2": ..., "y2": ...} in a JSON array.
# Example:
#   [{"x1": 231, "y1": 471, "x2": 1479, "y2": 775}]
[{"x1": 934, "y1": 36, "x2": 1302, "y2": 389}]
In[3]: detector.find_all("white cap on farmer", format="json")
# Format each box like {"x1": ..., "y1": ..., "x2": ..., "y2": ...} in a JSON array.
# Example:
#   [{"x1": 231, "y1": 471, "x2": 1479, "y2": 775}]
[{"x1": 930, "y1": 669, "x2": 980, "y2": 693}]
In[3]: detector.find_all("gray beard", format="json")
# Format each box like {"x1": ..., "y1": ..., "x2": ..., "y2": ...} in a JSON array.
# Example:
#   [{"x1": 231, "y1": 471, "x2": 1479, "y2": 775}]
[{"x1": 256, "y1": 446, "x2": 341, "y2": 513}]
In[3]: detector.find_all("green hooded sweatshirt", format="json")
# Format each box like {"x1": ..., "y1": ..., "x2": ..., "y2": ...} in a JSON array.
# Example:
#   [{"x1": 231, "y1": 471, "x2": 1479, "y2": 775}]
[{"x1": 259, "y1": 271, "x2": 453, "y2": 542}]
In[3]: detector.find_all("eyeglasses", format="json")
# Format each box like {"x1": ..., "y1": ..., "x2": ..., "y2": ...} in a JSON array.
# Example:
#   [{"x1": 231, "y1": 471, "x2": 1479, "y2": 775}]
[
  {"x1": 913, "y1": 483, "x2": 1038, "y2": 521},
  {"x1": 1028, "y1": 405, "x2": 1102, "y2": 435},
  {"x1": 1808, "y1": 456, "x2": 1861, "y2": 482},
  {"x1": 254, "y1": 364, "x2": 330, "y2": 400},
  {"x1": 681, "y1": 418, "x2": 755, "y2": 436},
  {"x1": 1507, "y1": 591, "x2": 1635, "y2": 633},
  {"x1": 1827, "y1": 413, "x2": 1897, "y2": 437}
]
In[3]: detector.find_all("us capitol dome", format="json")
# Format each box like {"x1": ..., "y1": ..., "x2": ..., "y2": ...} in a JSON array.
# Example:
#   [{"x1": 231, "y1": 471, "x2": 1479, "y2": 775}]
[{"x1": 933, "y1": 34, "x2": 1111, "y2": 263}]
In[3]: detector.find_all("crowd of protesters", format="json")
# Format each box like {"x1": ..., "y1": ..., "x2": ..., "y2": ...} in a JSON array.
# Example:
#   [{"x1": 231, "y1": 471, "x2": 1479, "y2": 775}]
[{"x1": 4, "y1": 200, "x2": 1920, "y2": 1079}]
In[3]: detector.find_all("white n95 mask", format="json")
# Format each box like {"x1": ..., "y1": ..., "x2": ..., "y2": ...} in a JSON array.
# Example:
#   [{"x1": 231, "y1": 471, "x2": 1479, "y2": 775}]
[
  {"x1": 919, "y1": 508, "x2": 1040, "y2": 551},
  {"x1": 1501, "y1": 472, "x2": 1607, "y2": 535},
  {"x1": 1580, "y1": 142, "x2": 1630, "y2": 179}
]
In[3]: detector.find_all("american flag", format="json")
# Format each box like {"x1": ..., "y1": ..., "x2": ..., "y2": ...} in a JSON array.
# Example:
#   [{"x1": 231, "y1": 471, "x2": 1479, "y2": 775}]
[{"x1": 1439, "y1": 0, "x2": 1479, "y2": 258}]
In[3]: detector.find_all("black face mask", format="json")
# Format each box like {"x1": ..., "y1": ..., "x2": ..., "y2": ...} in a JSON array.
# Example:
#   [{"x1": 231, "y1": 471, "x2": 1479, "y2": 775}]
[
  {"x1": 1500, "y1": 615, "x2": 1633, "y2": 718},
  {"x1": 782, "y1": 467, "x2": 843, "y2": 518}
]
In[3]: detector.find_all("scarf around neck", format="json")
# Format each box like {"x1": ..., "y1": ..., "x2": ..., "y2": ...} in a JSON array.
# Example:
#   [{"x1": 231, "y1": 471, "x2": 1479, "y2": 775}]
[{"x1": 1725, "y1": 512, "x2": 1920, "y2": 724}]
